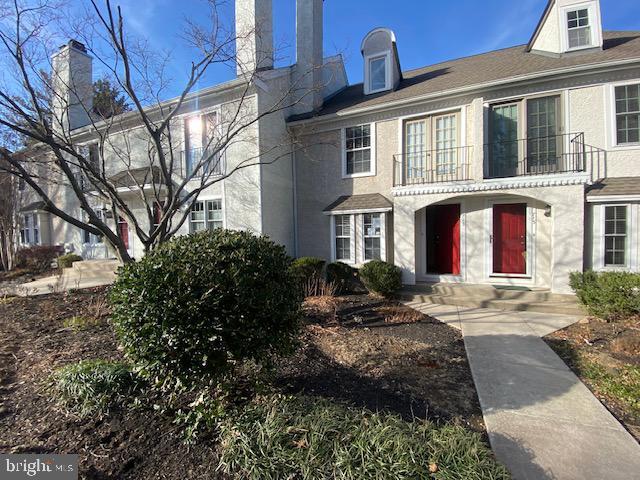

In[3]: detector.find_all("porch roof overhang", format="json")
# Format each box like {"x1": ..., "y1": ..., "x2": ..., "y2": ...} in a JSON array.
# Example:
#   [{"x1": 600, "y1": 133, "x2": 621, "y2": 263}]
[
  {"x1": 109, "y1": 166, "x2": 163, "y2": 189},
  {"x1": 322, "y1": 194, "x2": 393, "y2": 216},
  {"x1": 19, "y1": 201, "x2": 47, "y2": 213},
  {"x1": 586, "y1": 177, "x2": 640, "y2": 202}
]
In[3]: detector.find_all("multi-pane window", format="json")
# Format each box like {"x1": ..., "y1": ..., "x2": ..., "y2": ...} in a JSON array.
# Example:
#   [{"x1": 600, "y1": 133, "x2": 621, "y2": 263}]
[
  {"x1": 185, "y1": 113, "x2": 218, "y2": 177},
  {"x1": 369, "y1": 56, "x2": 387, "y2": 92},
  {"x1": 615, "y1": 84, "x2": 640, "y2": 145},
  {"x1": 345, "y1": 125, "x2": 372, "y2": 175},
  {"x1": 604, "y1": 206, "x2": 627, "y2": 266},
  {"x1": 83, "y1": 209, "x2": 104, "y2": 244},
  {"x1": 334, "y1": 215, "x2": 352, "y2": 261},
  {"x1": 363, "y1": 213, "x2": 382, "y2": 261},
  {"x1": 567, "y1": 9, "x2": 591, "y2": 49},
  {"x1": 190, "y1": 199, "x2": 223, "y2": 232},
  {"x1": 435, "y1": 114, "x2": 457, "y2": 175},
  {"x1": 20, "y1": 213, "x2": 39, "y2": 245}
]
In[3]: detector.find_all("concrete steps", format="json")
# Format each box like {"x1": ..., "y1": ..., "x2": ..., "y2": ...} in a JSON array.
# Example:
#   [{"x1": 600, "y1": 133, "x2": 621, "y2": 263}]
[
  {"x1": 401, "y1": 283, "x2": 585, "y2": 316},
  {"x1": 71, "y1": 260, "x2": 121, "y2": 276}
]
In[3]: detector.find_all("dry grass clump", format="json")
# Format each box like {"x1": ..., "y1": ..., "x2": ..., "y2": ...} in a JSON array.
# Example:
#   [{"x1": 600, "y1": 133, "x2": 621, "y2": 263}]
[{"x1": 378, "y1": 304, "x2": 425, "y2": 324}]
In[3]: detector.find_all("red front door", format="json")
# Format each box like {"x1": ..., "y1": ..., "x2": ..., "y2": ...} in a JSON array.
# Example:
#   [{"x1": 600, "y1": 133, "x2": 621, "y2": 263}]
[
  {"x1": 426, "y1": 204, "x2": 461, "y2": 275},
  {"x1": 493, "y1": 203, "x2": 526, "y2": 274},
  {"x1": 118, "y1": 217, "x2": 129, "y2": 250}
]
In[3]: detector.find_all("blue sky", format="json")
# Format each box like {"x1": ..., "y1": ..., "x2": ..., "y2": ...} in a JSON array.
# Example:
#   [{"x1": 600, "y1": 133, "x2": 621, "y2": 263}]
[{"x1": 110, "y1": 0, "x2": 639, "y2": 94}]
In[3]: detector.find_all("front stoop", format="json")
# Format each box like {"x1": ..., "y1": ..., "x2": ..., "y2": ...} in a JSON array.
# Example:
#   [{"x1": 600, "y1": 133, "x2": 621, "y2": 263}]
[{"x1": 400, "y1": 283, "x2": 585, "y2": 316}]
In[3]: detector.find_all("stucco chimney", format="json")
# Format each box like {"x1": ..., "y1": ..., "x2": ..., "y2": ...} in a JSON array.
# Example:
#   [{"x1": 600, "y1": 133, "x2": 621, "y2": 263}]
[
  {"x1": 235, "y1": 0, "x2": 274, "y2": 76},
  {"x1": 293, "y1": 0, "x2": 324, "y2": 114},
  {"x1": 51, "y1": 40, "x2": 93, "y2": 132}
]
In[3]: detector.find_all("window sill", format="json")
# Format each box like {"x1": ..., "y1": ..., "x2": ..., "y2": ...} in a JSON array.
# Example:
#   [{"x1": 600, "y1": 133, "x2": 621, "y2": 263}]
[
  {"x1": 609, "y1": 143, "x2": 640, "y2": 151},
  {"x1": 342, "y1": 172, "x2": 376, "y2": 180}
]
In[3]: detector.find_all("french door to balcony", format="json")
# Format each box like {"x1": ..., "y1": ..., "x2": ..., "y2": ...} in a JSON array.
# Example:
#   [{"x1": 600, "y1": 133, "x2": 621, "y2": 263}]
[
  {"x1": 490, "y1": 103, "x2": 519, "y2": 178},
  {"x1": 404, "y1": 113, "x2": 459, "y2": 183},
  {"x1": 526, "y1": 96, "x2": 560, "y2": 174}
]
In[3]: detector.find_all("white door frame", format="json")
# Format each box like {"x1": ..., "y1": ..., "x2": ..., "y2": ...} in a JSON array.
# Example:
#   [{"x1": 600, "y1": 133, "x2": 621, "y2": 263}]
[{"x1": 484, "y1": 198, "x2": 537, "y2": 286}]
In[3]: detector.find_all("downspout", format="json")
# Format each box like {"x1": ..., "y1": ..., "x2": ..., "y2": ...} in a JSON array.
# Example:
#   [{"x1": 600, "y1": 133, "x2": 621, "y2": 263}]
[{"x1": 291, "y1": 145, "x2": 299, "y2": 258}]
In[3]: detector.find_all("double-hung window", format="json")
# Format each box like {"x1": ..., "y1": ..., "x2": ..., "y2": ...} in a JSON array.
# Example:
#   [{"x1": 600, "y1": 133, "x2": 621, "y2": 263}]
[
  {"x1": 344, "y1": 125, "x2": 373, "y2": 176},
  {"x1": 604, "y1": 206, "x2": 627, "y2": 267},
  {"x1": 184, "y1": 113, "x2": 219, "y2": 177},
  {"x1": 615, "y1": 84, "x2": 640, "y2": 145},
  {"x1": 567, "y1": 8, "x2": 592, "y2": 49},
  {"x1": 190, "y1": 199, "x2": 223, "y2": 232},
  {"x1": 363, "y1": 213, "x2": 382, "y2": 261},
  {"x1": 20, "y1": 213, "x2": 39, "y2": 245},
  {"x1": 334, "y1": 215, "x2": 352, "y2": 262},
  {"x1": 83, "y1": 209, "x2": 104, "y2": 244}
]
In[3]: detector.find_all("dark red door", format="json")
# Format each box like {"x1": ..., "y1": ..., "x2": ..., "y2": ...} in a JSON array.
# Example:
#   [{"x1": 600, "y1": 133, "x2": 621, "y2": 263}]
[
  {"x1": 118, "y1": 217, "x2": 129, "y2": 250},
  {"x1": 493, "y1": 204, "x2": 526, "y2": 274},
  {"x1": 427, "y1": 204, "x2": 460, "y2": 275}
]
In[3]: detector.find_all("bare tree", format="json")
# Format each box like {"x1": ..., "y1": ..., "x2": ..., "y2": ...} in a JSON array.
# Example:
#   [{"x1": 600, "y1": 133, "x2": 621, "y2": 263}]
[{"x1": 0, "y1": 0, "x2": 327, "y2": 263}]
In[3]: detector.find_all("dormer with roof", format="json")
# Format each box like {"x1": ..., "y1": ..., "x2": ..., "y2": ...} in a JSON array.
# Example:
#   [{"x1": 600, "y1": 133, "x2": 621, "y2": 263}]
[
  {"x1": 361, "y1": 28, "x2": 402, "y2": 95},
  {"x1": 527, "y1": 0, "x2": 604, "y2": 56}
]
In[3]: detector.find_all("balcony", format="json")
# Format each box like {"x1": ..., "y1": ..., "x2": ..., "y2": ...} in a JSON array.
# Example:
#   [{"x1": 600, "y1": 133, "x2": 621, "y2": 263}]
[
  {"x1": 484, "y1": 133, "x2": 587, "y2": 179},
  {"x1": 393, "y1": 146, "x2": 473, "y2": 187},
  {"x1": 181, "y1": 147, "x2": 225, "y2": 178}
]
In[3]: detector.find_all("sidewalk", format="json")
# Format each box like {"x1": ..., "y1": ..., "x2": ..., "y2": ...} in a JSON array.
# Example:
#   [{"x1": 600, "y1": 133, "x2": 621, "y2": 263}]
[{"x1": 406, "y1": 302, "x2": 640, "y2": 480}]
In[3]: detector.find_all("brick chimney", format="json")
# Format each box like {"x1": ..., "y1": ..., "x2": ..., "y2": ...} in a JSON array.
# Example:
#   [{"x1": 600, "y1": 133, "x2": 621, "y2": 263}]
[
  {"x1": 293, "y1": 0, "x2": 324, "y2": 114},
  {"x1": 51, "y1": 40, "x2": 93, "y2": 132},
  {"x1": 235, "y1": 0, "x2": 274, "y2": 76}
]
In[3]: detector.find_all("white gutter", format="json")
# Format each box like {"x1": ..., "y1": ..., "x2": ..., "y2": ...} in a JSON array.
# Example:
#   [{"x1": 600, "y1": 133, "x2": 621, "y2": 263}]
[{"x1": 287, "y1": 57, "x2": 640, "y2": 127}]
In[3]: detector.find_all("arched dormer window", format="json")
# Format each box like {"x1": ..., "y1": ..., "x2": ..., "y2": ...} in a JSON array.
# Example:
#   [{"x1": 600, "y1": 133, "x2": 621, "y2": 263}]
[{"x1": 361, "y1": 28, "x2": 402, "y2": 95}]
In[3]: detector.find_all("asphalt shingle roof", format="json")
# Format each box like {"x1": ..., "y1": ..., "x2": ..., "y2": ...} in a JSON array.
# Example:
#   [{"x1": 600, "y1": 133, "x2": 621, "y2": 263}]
[
  {"x1": 587, "y1": 177, "x2": 640, "y2": 197},
  {"x1": 291, "y1": 31, "x2": 640, "y2": 122},
  {"x1": 323, "y1": 194, "x2": 393, "y2": 213}
]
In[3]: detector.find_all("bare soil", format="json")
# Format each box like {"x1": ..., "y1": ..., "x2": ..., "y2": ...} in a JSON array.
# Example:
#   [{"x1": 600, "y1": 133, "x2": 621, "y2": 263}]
[
  {"x1": 0, "y1": 289, "x2": 485, "y2": 478},
  {"x1": 545, "y1": 315, "x2": 640, "y2": 442}
]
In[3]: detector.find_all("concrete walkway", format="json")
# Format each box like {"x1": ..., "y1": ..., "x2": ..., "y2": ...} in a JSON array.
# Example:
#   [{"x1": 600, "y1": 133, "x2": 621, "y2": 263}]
[
  {"x1": 1, "y1": 260, "x2": 119, "y2": 297},
  {"x1": 405, "y1": 301, "x2": 640, "y2": 480}
]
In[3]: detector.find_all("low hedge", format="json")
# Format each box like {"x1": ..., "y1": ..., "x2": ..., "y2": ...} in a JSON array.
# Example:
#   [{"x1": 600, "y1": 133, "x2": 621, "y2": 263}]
[
  {"x1": 58, "y1": 253, "x2": 83, "y2": 269},
  {"x1": 290, "y1": 257, "x2": 325, "y2": 283},
  {"x1": 15, "y1": 245, "x2": 62, "y2": 273},
  {"x1": 570, "y1": 271, "x2": 640, "y2": 320},
  {"x1": 218, "y1": 394, "x2": 510, "y2": 480},
  {"x1": 360, "y1": 260, "x2": 402, "y2": 297},
  {"x1": 326, "y1": 262, "x2": 359, "y2": 294}
]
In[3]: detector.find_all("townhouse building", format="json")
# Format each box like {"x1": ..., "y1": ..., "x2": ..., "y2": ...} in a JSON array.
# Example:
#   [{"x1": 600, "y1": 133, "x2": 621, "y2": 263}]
[{"x1": 17, "y1": 0, "x2": 640, "y2": 294}]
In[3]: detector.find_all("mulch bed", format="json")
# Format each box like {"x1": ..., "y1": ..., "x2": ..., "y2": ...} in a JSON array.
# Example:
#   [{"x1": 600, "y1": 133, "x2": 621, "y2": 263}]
[
  {"x1": 545, "y1": 315, "x2": 640, "y2": 442},
  {"x1": 0, "y1": 289, "x2": 486, "y2": 478}
]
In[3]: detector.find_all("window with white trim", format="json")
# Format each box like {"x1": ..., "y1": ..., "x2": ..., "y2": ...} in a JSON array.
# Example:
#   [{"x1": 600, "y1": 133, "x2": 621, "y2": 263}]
[
  {"x1": 604, "y1": 205, "x2": 627, "y2": 266},
  {"x1": 334, "y1": 215, "x2": 352, "y2": 262},
  {"x1": 368, "y1": 55, "x2": 387, "y2": 92},
  {"x1": 344, "y1": 125, "x2": 373, "y2": 176},
  {"x1": 615, "y1": 84, "x2": 640, "y2": 145},
  {"x1": 83, "y1": 209, "x2": 104, "y2": 244},
  {"x1": 567, "y1": 8, "x2": 592, "y2": 49},
  {"x1": 20, "y1": 213, "x2": 39, "y2": 245},
  {"x1": 190, "y1": 199, "x2": 223, "y2": 232},
  {"x1": 363, "y1": 213, "x2": 382, "y2": 261}
]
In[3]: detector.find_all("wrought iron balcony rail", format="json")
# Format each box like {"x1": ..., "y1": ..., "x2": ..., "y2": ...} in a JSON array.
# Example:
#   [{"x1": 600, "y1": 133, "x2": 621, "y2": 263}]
[
  {"x1": 393, "y1": 145, "x2": 474, "y2": 187},
  {"x1": 181, "y1": 147, "x2": 225, "y2": 178},
  {"x1": 484, "y1": 132, "x2": 586, "y2": 179}
]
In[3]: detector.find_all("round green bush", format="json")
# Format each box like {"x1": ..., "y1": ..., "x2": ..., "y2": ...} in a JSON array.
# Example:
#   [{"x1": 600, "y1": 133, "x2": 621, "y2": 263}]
[
  {"x1": 109, "y1": 230, "x2": 302, "y2": 388},
  {"x1": 359, "y1": 260, "x2": 402, "y2": 297},
  {"x1": 290, "y1": 257, "x2": 325, "y2": 283},
  {"x1": 326, "y1": 262, "x2": 358, "y2": 294},
  {"x1": 58, "y1": 253, "x2": 83, "y2": 269}
]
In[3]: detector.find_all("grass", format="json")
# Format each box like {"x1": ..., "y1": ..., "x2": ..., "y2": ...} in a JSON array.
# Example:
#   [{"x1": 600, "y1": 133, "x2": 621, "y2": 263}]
[
  {"x1": 579, "y1": 358, "x2": 640, "y2": 415},
  {"x1": 218, "y1": 394, "x2": 510, "y2": 480},
  {"x1": 62, "y1": 316, "x2": 101, "y2": 331},
  {"x1": 52, "y1": 359, "x2": 144, "y2": 417}
]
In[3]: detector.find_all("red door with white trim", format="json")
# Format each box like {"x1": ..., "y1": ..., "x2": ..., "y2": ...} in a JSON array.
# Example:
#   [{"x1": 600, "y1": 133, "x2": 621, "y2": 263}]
[
  {"x1": 426, "y1": 204, "x2": 461, "y2": 275},
  {"x1": 493, "y1": 203, "x2": 526, "y2": 274},
  {"x1": 118, "y1": 217, "x2": 129, "y2": 250}
]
